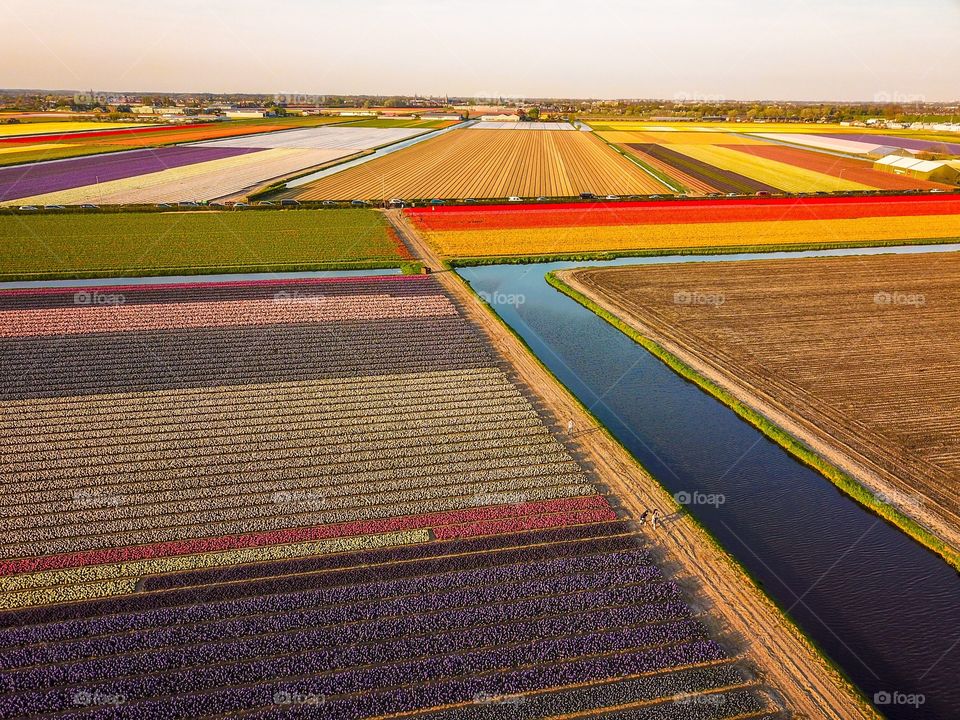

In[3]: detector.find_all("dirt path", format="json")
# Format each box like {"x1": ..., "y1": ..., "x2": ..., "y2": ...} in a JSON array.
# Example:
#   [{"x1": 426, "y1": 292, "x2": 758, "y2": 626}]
[{"x1": 385, "y1": 210, "x2": 878, "y2": 720}]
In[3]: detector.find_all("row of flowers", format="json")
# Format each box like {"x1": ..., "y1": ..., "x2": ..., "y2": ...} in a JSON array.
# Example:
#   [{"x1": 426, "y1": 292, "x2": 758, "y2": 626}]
[
  {"x1": 2, "y1": 619, "x2": 709, "y2": 714},
  {"x1": 0, "y1": 531, "x2": 429, "y2": 611},
  {"x1": 0, "y1": 541, "x2": 668, "y2": 651},
  {"x1": 4, "y1": 589, "x2": 685, "y2": 676},
  {"x1": 0, "y1": 295, "x2": 456, "y2": 338}
]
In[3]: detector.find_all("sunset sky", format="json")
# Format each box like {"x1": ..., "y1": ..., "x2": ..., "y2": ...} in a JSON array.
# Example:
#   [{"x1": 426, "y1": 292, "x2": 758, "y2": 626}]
[{"x1": 2, "y1": 0, "x2": 957, "y2": 100}]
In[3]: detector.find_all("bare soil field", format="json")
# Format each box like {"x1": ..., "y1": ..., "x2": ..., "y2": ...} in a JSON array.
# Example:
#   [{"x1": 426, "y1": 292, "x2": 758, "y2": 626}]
[
  {"x1": 560, "y1": 252, "x2": 960, "y2": 555},
  {"x1": 291, "y1": 129, "x2": 669, "y2": 200}
]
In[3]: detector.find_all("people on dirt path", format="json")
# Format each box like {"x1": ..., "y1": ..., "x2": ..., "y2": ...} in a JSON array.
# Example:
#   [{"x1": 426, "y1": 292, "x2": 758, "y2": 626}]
[
  {"x1": 651, "y1": 509, "x2": 664, "y2": 530},
  {"x1": 566, "y1": 419, "x2": 575, "y2": 435}
]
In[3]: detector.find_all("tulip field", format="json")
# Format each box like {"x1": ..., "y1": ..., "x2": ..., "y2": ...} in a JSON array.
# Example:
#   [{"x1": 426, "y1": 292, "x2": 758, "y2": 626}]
[
  {"x1": 0, "y1": 209, "x2": 412, "y2": 279},
  {"x1": 596, "y1": 125, "x2": 953, "y2": 194},
  {"x1": 0, "y1": 116, "x2": 351, "y2": 167},
  {"x1": 0, "y1": 126, "x2": 432, "y2": 205},
  {"x1": 406, "y1": 193, "x2": 960, "y2": 258},
  {"x1": 0, "y1": 121, "x2": 161, "y2": 138},
  {"x1": 0, "y1": 275, "x2": 776, "y2": 718},
  {"x1": 289, "y1": 128, "x2": 673, "y2": 200}
]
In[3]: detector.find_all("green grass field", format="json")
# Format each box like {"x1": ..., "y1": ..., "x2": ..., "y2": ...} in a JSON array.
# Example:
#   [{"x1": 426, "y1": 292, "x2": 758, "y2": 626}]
[{"x1": 0, "y1": 209, "x2": 414, "y2": 279}]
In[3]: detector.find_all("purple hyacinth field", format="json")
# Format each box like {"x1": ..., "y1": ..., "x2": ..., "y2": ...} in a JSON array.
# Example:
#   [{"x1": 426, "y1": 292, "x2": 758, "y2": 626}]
[{"x1": 0, "y1": 146, "x2": 261, "y2": 202}]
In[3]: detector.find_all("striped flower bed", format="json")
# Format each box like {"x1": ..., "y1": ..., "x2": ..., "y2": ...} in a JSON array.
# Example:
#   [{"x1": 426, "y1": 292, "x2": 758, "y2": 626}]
[
  {"x1": 0, "y1": 274, "x2": 774, "y2": 717},
  {"x1": 406, "y1": 193, "x2": 960, "y2": 257},
  {"x1": 0, "y1": 146, "x2": 260, "y2": 202}
]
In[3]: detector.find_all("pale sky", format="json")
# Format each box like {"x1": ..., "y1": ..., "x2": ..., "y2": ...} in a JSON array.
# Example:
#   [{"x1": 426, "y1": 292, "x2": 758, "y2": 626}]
[{"x1": 2, "y1": 0, "x2": 958, "y2": 101}]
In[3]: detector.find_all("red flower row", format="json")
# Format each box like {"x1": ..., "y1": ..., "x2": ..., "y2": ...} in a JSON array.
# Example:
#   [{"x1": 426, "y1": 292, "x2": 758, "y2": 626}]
[{"x1": 0, "y1": 495, "x2": 614, "y2": 577}]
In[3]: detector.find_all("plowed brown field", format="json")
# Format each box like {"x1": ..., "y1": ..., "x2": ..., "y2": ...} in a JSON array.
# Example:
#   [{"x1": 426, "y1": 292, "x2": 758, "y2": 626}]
[
  {"x1": 291, "y1": 129, "x2": 670, "y2": 200},
  {"x1": 562, "y1": 252, "x2": 960, "y2": 551}
]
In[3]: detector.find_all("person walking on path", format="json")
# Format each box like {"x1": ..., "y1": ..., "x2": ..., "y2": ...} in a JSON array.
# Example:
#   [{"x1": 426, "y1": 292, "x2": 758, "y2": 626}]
[
  {"x1": 638, "y1": 509, "x2": 649, "y2": 527},
  {"x1": 566, "y1": 419, "x2": 575, "y2": 436},
  {"x1": 651, "y1": 509, "x2": 664, "y2": 530}
]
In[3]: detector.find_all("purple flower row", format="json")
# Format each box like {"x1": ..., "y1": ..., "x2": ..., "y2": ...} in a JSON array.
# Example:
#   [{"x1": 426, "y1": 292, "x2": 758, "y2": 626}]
[
  {"x1": 0, "y1": 147, "x2": 260, "y2": 203},
  {"x1": 1, "y1": 317, "x2": 489, "y2": 402},
  {"x1": 2, "y1": 572, "x2": 673, "y2": 674},
  {"x1": 0, "y1": 545, "x2": 655, "y2": 647},
  {"x1": 412, "y1": 664, "x2": 750, "y2": 720},
  {"x1": 0, "y1": 275, "x2": 438, "y2": 313},
  {"x1": 3, "y1": 606, "x2": 699, "y2": 695},
  {"x1": 3, "y1": 631, "x2": 720, "y2": 717},
  {"x1": 61, "y1": 641, "x2": 728, "y2": 720}
]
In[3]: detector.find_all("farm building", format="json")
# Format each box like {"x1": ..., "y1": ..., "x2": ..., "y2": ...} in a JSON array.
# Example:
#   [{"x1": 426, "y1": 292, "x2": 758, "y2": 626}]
[
  {"x1": 873, "y1": 155, "x2": 960, "y2": 184},
  {"x1": 866, "y1": 146, "x2": 913, "y2": 159}
]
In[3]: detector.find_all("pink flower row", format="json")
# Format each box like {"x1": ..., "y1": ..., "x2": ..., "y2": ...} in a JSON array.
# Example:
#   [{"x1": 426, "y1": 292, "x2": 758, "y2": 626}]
[
  {"x1": 1, "y1": 495, "x2": 614, "y2": 577},
  {"x1": 0, "y1": 296, "x2": 455, "y2": 338}
]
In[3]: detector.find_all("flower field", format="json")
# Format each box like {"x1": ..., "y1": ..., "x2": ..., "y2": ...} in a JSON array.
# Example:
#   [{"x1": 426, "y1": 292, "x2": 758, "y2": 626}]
[
  {"x1": 626, "y1": 143, "x2": 779, "y2": 195},
  {"x1": 727, "y1": 143, "x2": 953, "y2": 190},
  {"x1": 817, "y1": 132, "x2": 960, "y2": 156},
  {"x1": 748, "y1": 132, "x2": 896, "y2": 156},
  {"x1": 0, "y1": 121, "x2": 161, "y2": 138},
  {"x1": 592, "y1": 124, "x2": 953, "y2": 194},
  {"x1": 194, "y1": 125, "x2": 425, "y2": 150},
  {"x1": 470, "y1": 121, "x2": 577, "y2": 130},
  {"x1": 0, "y1": 116, "x2": 351, "y2": 168},
  {"x1": 338, "y1": 118, "x2": 460, "y2": 129},
  {"x1": 289, "y1": 128, "x2": 672, "y2": 200},
  {"x1": 668, "y1": 143, "x2": 874, "y2": 192},
  {"x1": 2, "y1": 126, "x2": 434, "y2": 205},
  {"x1": 0, "y1": 275, "x2": 774, "y2": 717},
  {"x1": 406, "y1": 193, "x2": 960, "y2": 257},
  {"x1": 0, "y1": 209, "x2": 411, "y2": 279}
]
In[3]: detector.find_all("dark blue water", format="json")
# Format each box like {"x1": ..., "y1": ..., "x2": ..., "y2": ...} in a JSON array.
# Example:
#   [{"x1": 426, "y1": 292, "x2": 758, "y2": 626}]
[{"x1": 459, "y1": 245, "x2": 960, "y2": 720}]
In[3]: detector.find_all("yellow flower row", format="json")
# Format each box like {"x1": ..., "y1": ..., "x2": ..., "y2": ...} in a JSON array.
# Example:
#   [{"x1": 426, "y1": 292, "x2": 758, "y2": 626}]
[
  {"x1": 669, "y1": 144, "x2": 873, "y2": 193},
  {"x1": 0, "y1": 122, "x2": 160, "y2": 137},
  {"x1": 424, "y1": 214, "x2": 960, "y2": 257},
  {"x1": 0, "y1": 529, "x2": 428, "y2": 610}
]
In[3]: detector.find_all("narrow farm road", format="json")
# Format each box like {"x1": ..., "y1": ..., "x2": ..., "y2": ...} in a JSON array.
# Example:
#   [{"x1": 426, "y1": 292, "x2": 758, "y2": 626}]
[{"x1": 385, "y1": 208, "x2": 880, "y2": 720}]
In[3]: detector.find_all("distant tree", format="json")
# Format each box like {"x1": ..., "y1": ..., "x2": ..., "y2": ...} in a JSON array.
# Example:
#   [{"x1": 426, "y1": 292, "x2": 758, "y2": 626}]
[{"x1": 527, "y1": 107, "x2": 540, "y2": 120}]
